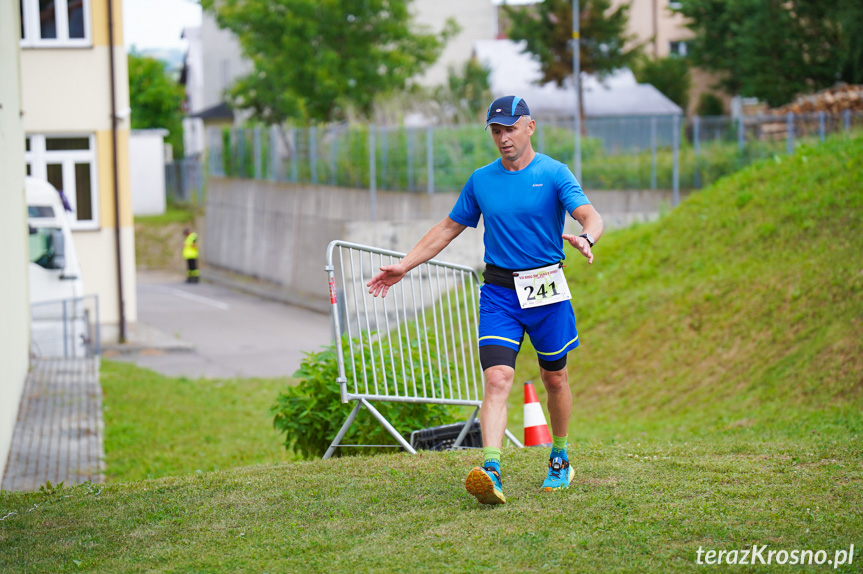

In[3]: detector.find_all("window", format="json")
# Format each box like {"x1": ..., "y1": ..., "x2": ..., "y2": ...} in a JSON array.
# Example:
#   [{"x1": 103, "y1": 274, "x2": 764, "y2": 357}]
[
  {"x1": 25, "y1": 134, "x2": 99, "y2": 230},
  {"x1": 669, "y1": 1, "x2": 683, "y2": 9},
  {"x1": 29, "y1": 227, "x2": 65, "y2": 270},
  {"x1": 20, "y1": 0, "x2": 91, "y2": 48},
  {"x1": 669, "y1": 41, "x2": 688, "y2": 57}
]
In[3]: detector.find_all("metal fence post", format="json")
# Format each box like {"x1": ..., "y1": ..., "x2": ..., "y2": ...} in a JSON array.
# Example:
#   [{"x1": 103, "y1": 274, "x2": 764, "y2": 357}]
[
  {"x1": 737, "y1": 115, "x2": 744, "y2": 154},
  {"x1": 845, "y1": 109, "x2": 851, "y2": 132},
  {"x1": 407, "y1": 127, "x2": 415, "y2": 192},
  {"x1": 693, "y1": 115, "x2": 701, "y2": 189},
  {"x1": 426, "y1": 127, "x2": 434, "y2": 194},
  {"x1": 290, "y1": 126, "x2": 298, "y2": 182},
  {"x1": 381, "y1": 127, "x2": 389, "y2": 191},
  {"x1": 310, "y1": 125, "x2": 318, "y2": 184},
  {"x1": 672, "y1": 114, "x2": 680, "y2": 207},
  {"x1": 819, "y1": 111, "x2": 825, "y2": 142},
  {"x1": 787, "y1": 112, "x2": 794, "y2": 155},
  {"x1": 269, "y1": 125, "x2": 279, "y2": 181},
  {"x1": 62, "y1": 299, "x2": 69, "y2": 358},
  {"x1": 650, "y1": 116, "x2": 657, "y2": 190},
  {"x1": 331, "y1": 126, "x2": 339, "y2": 186},
  {"x1": 253, "y1": 126, "x2": 262, "y2": 180},
  {"x1": 370, "y1": 124, "x2": 377, "y2": 221}
]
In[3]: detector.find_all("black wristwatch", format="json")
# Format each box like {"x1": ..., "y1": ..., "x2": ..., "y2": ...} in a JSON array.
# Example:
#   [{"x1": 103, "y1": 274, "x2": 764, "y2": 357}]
[{"x1": 579, "y1": 233, "x2": 595, "y2": 248}]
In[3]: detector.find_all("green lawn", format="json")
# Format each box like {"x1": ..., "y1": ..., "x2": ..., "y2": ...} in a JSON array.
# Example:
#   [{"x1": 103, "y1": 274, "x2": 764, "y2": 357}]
[
  {"x1": 0, "y1": 439, "x2": 859, "y2": 573},
  {"x1": 1, "y1": 134, "x2": 861, "y2": 573},
  {"x1": 100, "y1": 361, "x2": 294, "y2": 482}
]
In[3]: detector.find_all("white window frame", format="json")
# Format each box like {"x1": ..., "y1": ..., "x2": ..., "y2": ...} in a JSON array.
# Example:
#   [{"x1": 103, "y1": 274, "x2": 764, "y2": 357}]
[
  {"x1": 25, "y1": 134, "x2": 100, "y2": 231},
  {"x1": 20, "y1": 0, "x2": 92, "y2": 48}
]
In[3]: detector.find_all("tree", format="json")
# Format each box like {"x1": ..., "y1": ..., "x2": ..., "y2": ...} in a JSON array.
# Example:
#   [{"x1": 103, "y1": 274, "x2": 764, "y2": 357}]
[
  {"x1": 128, "y1": 52, "x2": 185, "y2": 158},
  {"x1": 502, "y1": 0, "x2": 642, "y2": 118},
  {"x1": 676, "y1": 0, "x2": 861, "y2": 107},
  {"x1": 201, "y1": 0, "x2": 457, "y2": 125},
  {"x1": 503, "y1": 0, "x2": 641, "y2": 86},
  {"x1": 633, "y1": 56, "x2": 691, "y2": 111},
  {"x1": 432, "y1": 57, "x2": 492, "y2": 124}
]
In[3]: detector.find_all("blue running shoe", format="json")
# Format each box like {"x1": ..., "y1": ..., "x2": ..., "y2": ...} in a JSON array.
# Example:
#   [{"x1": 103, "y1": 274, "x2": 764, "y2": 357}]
[
  {"x1": 465, "y1": 465, "x2": 506, "y2": 505},
  {"x1": 541, "y1": 453, "x2": 574, "y2": 491}
]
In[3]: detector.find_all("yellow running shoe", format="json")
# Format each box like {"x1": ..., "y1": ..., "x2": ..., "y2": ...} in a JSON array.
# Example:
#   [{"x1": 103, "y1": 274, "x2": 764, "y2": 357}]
[{"x1": 465, "y1": 466, "x2": 506, "y2": 505}]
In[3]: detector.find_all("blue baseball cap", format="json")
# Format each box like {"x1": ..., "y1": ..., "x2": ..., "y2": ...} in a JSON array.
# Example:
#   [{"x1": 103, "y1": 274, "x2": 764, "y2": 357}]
[{"x1": 486, "y1": 95, "x2": 531, "y2": 129}]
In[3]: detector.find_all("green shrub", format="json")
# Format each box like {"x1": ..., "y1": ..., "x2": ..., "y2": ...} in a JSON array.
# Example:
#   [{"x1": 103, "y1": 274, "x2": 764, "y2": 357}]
[
  {"x1": 696, "y1": 92, "x2": 725, "y2": 117},
  {"x1": 272, "y1": 335, "x2": 460, "y2": 459}
]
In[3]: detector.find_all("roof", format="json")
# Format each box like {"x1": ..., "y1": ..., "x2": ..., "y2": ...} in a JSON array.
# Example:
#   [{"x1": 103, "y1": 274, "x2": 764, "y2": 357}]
[
  {"x1": 473, "y1": 39, "x2": 683, "y2": 117},
  {"x1": 190, "y1": 101, "x2": 234, "y2": 121}
]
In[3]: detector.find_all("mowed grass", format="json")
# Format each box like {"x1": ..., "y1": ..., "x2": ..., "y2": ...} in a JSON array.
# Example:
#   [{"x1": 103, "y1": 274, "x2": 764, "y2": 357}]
[
  {"x1": 0, "y1": 442, "x2": 860, "y2": 573},
  {"x1": 100, "y1": 361, "x2": 294, "y2": 482},
  {"x1": 1, "y1": 134, "x2": 862, "y2": 573}
]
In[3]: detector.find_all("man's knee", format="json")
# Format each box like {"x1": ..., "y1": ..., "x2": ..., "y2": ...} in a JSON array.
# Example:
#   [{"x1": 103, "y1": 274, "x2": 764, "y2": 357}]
[
  {"x1": 484, "y1": 365, "x2": 515, "y2": 396},
  {"x1": 539, "y1": 361, "x2": 569, "y2": 393}
]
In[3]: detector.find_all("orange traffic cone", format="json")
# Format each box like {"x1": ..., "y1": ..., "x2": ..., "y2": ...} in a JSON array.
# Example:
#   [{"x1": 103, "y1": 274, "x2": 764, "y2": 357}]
[{"x1": 524, "y1": 381, "x2": 553, "y2": 447}]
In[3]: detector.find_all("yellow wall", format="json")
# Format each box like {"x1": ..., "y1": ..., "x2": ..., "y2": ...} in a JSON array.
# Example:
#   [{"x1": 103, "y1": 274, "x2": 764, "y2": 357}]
[
  {"x1": 91, "y1": 0, "x2": 124, "y2": 48},
  {"x1": 96, "y1": 129, "x2": 134, "y2": 228}
]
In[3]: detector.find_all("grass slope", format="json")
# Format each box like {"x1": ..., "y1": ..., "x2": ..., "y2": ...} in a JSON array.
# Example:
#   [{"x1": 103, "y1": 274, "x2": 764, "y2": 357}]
[
  {"x1": 2, "y1": 135, "x2": 862, "y2": 573},
  {"x1": 516, "y1": 134, "x2": 863, "y2": 443}
]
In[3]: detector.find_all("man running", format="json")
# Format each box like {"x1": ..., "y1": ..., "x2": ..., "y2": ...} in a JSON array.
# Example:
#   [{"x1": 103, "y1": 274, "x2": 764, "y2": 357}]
[{"x1": 367, "y1": 95, "x2": 603, "y2": 505}]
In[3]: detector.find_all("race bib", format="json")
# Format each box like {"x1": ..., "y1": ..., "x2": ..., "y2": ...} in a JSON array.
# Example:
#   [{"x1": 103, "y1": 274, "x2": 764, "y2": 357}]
[{"x1": 513, "y1": 263, "x2": 572, "y2": 309}]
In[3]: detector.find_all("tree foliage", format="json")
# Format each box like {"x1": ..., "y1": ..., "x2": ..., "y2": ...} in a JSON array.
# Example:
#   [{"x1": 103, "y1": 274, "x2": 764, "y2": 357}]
[
  {"x1": 677, "y1": 0, "x2": 863, "y2": 107},
  {"x1": 503, "y1": 0, "x2": 642, "y2": 87},
  {"x1": 432, "y1": 57, "x2": 492, "y2": 124},
  {"x1": 127, "y1": 52, "x2": 185, "y2": 158},
  {"x1": 201, "y1": 0, "x2": 457, "y2": 125},
  {"x1": 633, "y1": 56, "x2": 691, "y2": 111}
]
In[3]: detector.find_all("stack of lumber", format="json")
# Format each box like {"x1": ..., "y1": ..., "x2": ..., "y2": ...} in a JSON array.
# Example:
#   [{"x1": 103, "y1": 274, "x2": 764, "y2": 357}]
[
  {"x1": 770, "y1": 83, "x2": 863, "y2": 115},
  {"x1": 753, "y1": 84, "x2": 862, "y2": 141}
]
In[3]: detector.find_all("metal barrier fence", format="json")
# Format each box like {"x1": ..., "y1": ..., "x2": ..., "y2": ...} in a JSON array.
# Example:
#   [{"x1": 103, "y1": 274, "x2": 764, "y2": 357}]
[
  {"x1": 209, "y1": 111, "x2": 862, "y2": 199},
  {"x1": 30, "y1": 295, "x2": 100, "y2": 359},
  {"x1": 323, "y1": 240, "x2": 523, "y2": 459}
]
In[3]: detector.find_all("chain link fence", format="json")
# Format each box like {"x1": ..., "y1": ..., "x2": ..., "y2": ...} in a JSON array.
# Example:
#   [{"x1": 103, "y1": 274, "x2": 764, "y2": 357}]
[
  {"x1": 166, "y1": 156, "x2": 205, "y2": 204},
  {"x1": 208, "y1": 111, "x2": 862, "y2": 200}
]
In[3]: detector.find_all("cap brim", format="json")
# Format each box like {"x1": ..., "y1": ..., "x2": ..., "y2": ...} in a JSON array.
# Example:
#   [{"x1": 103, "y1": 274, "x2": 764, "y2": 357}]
[{"x1": 485, "y1": 115, "x2": 521, "y2": 129}]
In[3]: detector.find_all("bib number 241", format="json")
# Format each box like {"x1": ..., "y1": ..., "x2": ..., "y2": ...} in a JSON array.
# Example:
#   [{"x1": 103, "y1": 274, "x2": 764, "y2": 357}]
[{"x1": 513, "y1": 263, "x2": 572, "y2": 309}]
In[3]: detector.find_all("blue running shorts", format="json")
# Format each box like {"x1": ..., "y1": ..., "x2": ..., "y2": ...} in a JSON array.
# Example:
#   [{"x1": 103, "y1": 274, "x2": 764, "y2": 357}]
[{"x1": 478, "y1": 283, "x2": 579, "y2": 361}]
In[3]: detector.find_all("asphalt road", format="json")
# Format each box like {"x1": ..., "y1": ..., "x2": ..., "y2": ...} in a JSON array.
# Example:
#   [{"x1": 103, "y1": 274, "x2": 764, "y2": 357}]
[{"x1": 110, "y1": 270, "x2": 332, "y2": 379}]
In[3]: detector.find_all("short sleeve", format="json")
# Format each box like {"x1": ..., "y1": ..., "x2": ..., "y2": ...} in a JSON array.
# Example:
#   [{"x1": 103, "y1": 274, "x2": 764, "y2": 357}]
[
  {"x1": 555, "y1": 164, "x2": 590, "y2": 216},
  {"x1": 448, "y1": 172, "x2": 482, "y2": 228}
]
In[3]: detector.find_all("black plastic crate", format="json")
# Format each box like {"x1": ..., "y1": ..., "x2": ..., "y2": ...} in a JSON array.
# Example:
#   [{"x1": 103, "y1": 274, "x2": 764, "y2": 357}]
[{"x1": 410, "y1": 420, "x2": 483, "y2": 451}]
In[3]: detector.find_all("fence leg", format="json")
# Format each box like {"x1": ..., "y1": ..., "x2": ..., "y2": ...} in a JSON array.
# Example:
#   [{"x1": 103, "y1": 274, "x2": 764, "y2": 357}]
[
  {"x1": 650, "y1": 116, "x2": 657, "y2": 190},
  {"x1": 361, "y1": 398, "x2": 417, "y2": 454},
  {"x1": 323, "y1": 401, "x2": 364, "y2": 460},
  {"x1": 452, "y1": 407, "x2": 479, "y2": 448},
  {"x1": 504, "y1": 428, "x2": 524, "y2": 448}
]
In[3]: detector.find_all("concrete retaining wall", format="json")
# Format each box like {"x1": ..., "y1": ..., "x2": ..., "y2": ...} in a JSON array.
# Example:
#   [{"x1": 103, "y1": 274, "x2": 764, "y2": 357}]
[{"x1": 203, "y1": 178, "x2": 685, "y2": 311}]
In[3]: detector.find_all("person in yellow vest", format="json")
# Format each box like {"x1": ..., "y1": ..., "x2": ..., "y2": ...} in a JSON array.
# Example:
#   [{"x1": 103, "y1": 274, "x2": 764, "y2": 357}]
[{"x1": 182, "y1": 228, "x2": 199, "y2": 284}]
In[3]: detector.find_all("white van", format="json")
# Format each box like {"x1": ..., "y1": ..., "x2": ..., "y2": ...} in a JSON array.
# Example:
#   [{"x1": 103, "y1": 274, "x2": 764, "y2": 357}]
[{"x1": 26, "y1": 177, "x2": 90, "y2": 357}]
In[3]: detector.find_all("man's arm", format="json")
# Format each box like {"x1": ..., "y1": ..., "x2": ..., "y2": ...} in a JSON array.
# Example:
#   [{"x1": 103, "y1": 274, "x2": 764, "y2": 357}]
[
  {"x1": 562, "y1": 204, "x2": 604, "y2": 264},
  {"x1": 367, "y1": 217, "x2": 467, "y2": 297}
]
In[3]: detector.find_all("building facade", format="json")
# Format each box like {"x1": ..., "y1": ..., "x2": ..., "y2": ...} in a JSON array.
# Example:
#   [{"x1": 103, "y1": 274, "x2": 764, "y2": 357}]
[
  {"x1": 0, "y1": 0, "x2": 32, "y2": 481},
  {"x1": 19, "y1": 0, "x2": 137, "y2": 339}
]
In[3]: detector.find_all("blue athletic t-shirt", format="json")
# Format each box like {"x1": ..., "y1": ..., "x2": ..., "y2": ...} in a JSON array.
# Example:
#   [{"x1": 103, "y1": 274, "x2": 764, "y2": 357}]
[{"x1": 448, "y1": 153, "x2": 590, "y2": 270}]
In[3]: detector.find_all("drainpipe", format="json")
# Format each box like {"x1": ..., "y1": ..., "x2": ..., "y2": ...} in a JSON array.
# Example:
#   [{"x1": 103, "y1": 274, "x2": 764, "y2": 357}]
[{"x1": 107, "y1": 0, "x2": 126, "y2": 342}]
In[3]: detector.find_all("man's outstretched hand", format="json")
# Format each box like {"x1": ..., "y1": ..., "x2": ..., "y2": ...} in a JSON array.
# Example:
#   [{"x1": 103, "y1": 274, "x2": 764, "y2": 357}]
[
  {"x1": 367, "y1": 263, "x2": 407, "y2": 297},
  {"x1": 563, "y1": 234, "x2": 594, "y2": 264}
]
